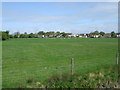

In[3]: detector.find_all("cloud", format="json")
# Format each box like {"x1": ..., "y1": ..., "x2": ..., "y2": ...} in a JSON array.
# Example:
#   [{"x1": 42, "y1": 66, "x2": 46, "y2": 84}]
[
  {"x1": 3, "y1": 2, "x2": 117, "y2": 23},
  {"x1": 2, "y1": 0, "x2": 119, "y2": 2},
  {"x1": 63, "y1": 22, "x2": 118, "y2": 34},
  {"x1": 75, "y1": 3, "x2": 118, "y2": 21},
  {"x1": 2, "y1": 2, "x2": 118, "y2": 34}
]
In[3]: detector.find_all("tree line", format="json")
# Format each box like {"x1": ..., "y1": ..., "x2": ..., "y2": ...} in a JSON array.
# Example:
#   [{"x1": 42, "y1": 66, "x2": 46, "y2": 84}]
[
  {"x1": 90, "y1": 31, "x2": 117, "y2": 37},
  {"x1": 0, "y1": 31, "x2": 69, "y2": 40},
  {"x1": 0, "y1": 30, "x2": 117, "y2": 40}
]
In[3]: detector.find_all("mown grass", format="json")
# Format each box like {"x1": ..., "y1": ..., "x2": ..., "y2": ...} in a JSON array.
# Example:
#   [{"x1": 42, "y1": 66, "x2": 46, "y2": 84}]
[
  {"x1": 2, "y1": 38, "x2": 118, "y2": 88},
  {"x1": 0, "y1": 40, "x2": 2, "y2": 89}
]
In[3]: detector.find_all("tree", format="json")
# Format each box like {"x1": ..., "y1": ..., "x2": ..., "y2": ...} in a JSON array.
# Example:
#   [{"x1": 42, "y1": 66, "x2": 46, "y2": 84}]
[
  {"x1": 24, "y1": 32, "x2": 28, "y2": 38},
  {"x1": 24, "y1": 32, "x2": 27, "y2": 35},
  {"x1": 99, "y1": 31, "x2": 105, "y2": 36},
  {"x1": 14, "y1": 35, "x2": 18, "y2": 38},
  {"x1": 28, "y1": 33, "x2": 35, "y2": 38},
  {"x1": 94, "y1": 30, "x2": 99, "y2": 35},
  {"x1": 55, "y1": 31, "x2": 61, "y2": 37},
  {"x1": 19, "y1": 34, "x2": 25, "y2": 38},
  {"x1": 14, "y1": 32, "x2": 20, "y2": 38},
  {"x1": 111, "y1": 31, "x2": 116, "y2": 38},
  {"x1": 16, "y1": 32, "x2": 20, "y2": 36},
  {"x1": 61, "y1": 32, "x2": 67, "y2": 37},
  {"x1": 9, "y1": 35, "x2": 13, "y2": 38},
  {"x1": 6, "y1": 30, "x2": 9, "y2": 35},
  {"x1": 2, "y1": 32, "x2": 8, "y2": 40},
  {"x1": 38, "y1": 31, "x2": 45, "y2": 35},
  {"x1": 45, "y1": 31, "x2": 55, "y2": 37},
  {"x1": 1, "y1": 31, "x2": 10, "y2": 40}
]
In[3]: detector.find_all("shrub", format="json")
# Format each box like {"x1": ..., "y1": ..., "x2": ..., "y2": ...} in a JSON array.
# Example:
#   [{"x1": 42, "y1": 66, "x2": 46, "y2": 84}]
[
  {"x1": 14, "y1": 35, "x2": 18, "y2": 38},
  {"x1": 44, "y1": 66, "x2": 118, "y2": 88},
  {"x1": 2, "y1": 32, "x2": 9, "y2": 40},
  {"x1": 9, "y1": 35, "x2": 14, "y2": 38}
]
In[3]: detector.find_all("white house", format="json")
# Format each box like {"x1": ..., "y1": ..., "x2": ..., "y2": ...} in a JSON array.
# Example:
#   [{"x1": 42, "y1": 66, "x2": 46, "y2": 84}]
[
  {"x1": 38, "y1": 35, "x2": 44, "y2": 38},
  {"x1": 116, "y1": 33, "x2": 120, "y2": 37},
  {"x1": 78, "y1": 34, "x2": 87, "y2": 38},
  {"x1": 93, "y1": 35, "x2": 100, "y2": 38}
]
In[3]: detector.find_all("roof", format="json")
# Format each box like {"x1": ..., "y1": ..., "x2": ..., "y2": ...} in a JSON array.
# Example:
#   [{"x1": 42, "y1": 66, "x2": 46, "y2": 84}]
[
  {"x1": 104, "y1": 33, "x2": 111, "y2": 35},
  {"x1": 65, "y1": 33, "x2": 72, "y2": 35}
]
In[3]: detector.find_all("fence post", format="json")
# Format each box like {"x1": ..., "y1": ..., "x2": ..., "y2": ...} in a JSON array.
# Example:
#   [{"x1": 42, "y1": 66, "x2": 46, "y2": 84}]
[
  {"x1": 116, "y1": 52, "x2": 119, "y2": 65},
  {"x1": 71, "y1": 58, "x2": 74, "y2": 75}
]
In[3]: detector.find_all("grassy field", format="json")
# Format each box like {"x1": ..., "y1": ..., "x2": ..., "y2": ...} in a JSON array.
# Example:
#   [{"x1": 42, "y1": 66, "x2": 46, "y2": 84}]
[{"x1": 2, "y1": 38, "x2": 118, "y2": 88}]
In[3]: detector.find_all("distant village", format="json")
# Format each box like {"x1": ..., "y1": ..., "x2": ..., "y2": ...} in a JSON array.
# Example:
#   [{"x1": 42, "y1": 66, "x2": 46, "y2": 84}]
[
  {"x1": 35, "y1": 31, "x2": 120, "y2": 38},
  {"x1": 1, "y1": 30, "x2": 120, "y2": 40}
]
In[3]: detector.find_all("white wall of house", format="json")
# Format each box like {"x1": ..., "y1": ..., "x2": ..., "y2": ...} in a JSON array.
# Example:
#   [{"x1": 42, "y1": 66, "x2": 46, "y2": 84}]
[
  {"x1": 68, "y1": 34, "x2": 77, "y2": 37},
  {"x1": 79, "y1": 36, "x2": 82, "y2": 38},
  {"x1": 104, "y1": 35, "x2": 111, "y2": 38},
  {"x1": 38, "y1": 35, "x2": 44, "y2": 38},
  {"x1": 117, "y1": 35, "x2": 120, "y2": 37},
  {"x1": 93, "y1": 35, "x2": 99, "y2": 38}
]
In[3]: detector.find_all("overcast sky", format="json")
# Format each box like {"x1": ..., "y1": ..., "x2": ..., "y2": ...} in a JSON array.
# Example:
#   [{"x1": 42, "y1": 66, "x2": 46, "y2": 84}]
[{"x1": 2, "y1": 2, "x2": 118, "y2": 34}]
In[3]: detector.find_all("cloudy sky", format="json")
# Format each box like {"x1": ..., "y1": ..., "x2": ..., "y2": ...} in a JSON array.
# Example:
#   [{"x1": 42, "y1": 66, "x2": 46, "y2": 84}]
[{"x1": 2, "y1": 2, "x2": 118, "y2": 34}]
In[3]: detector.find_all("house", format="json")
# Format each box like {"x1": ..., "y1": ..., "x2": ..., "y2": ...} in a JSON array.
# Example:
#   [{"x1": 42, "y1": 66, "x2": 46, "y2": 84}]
[
  {"x1": 64, "y1": 33, "x2": 72, "y2": 37},
  {"x1": 56, "y1": 34, "x2": 63, "y2": 38},
  {"x1": 116, "y1": 33, "x2": 120, "y2": 38},
  {"x1": 104, "y1": 33, "x2": 111, "y2": 38},
  {"x1": 68, "y1": 34, "x2": 77, "y2": 38},
  {"x1": 93, "y1": 35, "x2": 100, "y2": 38},
  {"x1": 65, "y1": 33, "x2": 72, "y2": 35},
  {"x1": 37, "y1": 35, "x2": 44, "y2": 38},
  {"x1": 78, "y1": 34, "x2": 87, "y2": 38},
  {"x1": 48, "y1": 35, "x2": 54, "y2": 37}
]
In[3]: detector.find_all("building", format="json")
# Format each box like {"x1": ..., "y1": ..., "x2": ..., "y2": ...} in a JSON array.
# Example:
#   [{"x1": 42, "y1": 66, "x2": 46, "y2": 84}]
[
  {"x1": 78, "y1": 34, "x2": 87, "y2": 38},
  {"x1": 37, "y1": 35, "x2": 44, "y2": 38},
  {"x1": 104, "y1": 33, "x2": 111, "y2": 38},
  {"x1": 116, "y1": 33, "x2": 120, "y2": 38}
]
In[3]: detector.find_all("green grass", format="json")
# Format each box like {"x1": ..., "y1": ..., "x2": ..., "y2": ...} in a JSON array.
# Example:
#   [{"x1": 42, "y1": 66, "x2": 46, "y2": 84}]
[
  {"x1": 0, "y1": 40, "x2": 2, "y2": 89},
  {"x1": 2, "y1": 38, "x2": 118, "y2": 88}
]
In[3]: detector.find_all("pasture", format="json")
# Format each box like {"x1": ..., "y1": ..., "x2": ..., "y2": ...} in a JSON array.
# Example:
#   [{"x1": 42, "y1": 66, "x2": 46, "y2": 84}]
[{"x1": 2, "y1": 38, "x2": 118, "y2": 88}]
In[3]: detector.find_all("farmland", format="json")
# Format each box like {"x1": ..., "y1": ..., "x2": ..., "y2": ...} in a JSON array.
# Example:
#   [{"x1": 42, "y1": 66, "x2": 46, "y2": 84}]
[{"x1": 2, "y1": 38, "x2": 118, "y2": 88}]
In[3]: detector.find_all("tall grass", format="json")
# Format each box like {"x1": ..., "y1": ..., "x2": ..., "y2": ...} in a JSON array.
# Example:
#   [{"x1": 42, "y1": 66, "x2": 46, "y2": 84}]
[{"x1": 25, "y1": 65, "x2": 119, "y2": 88}]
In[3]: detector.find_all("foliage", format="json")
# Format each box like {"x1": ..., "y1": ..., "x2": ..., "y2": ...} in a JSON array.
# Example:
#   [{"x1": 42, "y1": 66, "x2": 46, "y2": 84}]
[
  {"x1": 99, "y1": 31, "x2": 105, "y2": 36},
  {"x1": 1, "y1": 30, "x2": 118, "y2": 40},
  {"x1": 28, "y1": 33, "x2": 35, "y2": 38},
  {"x1": 61, "y1": 32, "x2": 67, "y2": 37},
  {"x1": 94, "y1": 30, "x2": 99, "y2": 35},
  {"x1": 2, "y1": 32, "x2": 8, "y2": 40},
  {"x1": 111, "y1": 31, "x2": 117, "y2": 38},
  {"x1": 43, "y1": 66, "x2": 118, "y2": 88},
  {"x1": 19, "y1": 34, "x2": 25, "y2": 38},
  {"x1": 91, "y1": 31, "x2": 99, "y2": 35},
  {"x1": 13, "y1": 32, "x2": 20, "y2": 38},
  {"x1": 1, "y1": 31, "x2": 10, "y2": 40},
  {"x1": 38, "y1": 31, "x2": 45, "y2": 35},
  {"x1": 14, "y1": 35, "x2": 18, "y2": 38},
  {"x1": 14, "y1": 32, "x2": 20, "y2": 36},
  {"x1": 9, "y1": 35, "x2": 14, "y2": 38},
  {"x1": 24, "y1": 32, "x2": 28, "y2": 38}
]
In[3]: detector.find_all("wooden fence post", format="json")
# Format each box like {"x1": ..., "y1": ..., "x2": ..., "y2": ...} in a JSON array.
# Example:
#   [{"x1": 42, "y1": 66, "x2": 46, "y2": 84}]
[
  {"x1": 116, "y1": 52, "x2": 119, "y2": 65},
  {"x1": 71, "y1": 58, "x2": 74, "y2": 75}
]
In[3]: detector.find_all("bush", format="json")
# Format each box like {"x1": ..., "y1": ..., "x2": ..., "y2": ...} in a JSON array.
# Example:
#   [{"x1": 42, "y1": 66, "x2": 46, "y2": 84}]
[
  {"x1": 43, "y1": 66, "x2": 118, "y2": 88},
  {"x1": 2, "y1": 32, "x2": 9, "y2": 40},
  {"x1": 14, "y1": 35, "x2": 18, "y2": 38},
  {"x1": 0, "y1": 31, "x2": 10, "y2": 40},
  {"x1": 9, "y1": 35, "x2": 14, "y2": 38}
]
